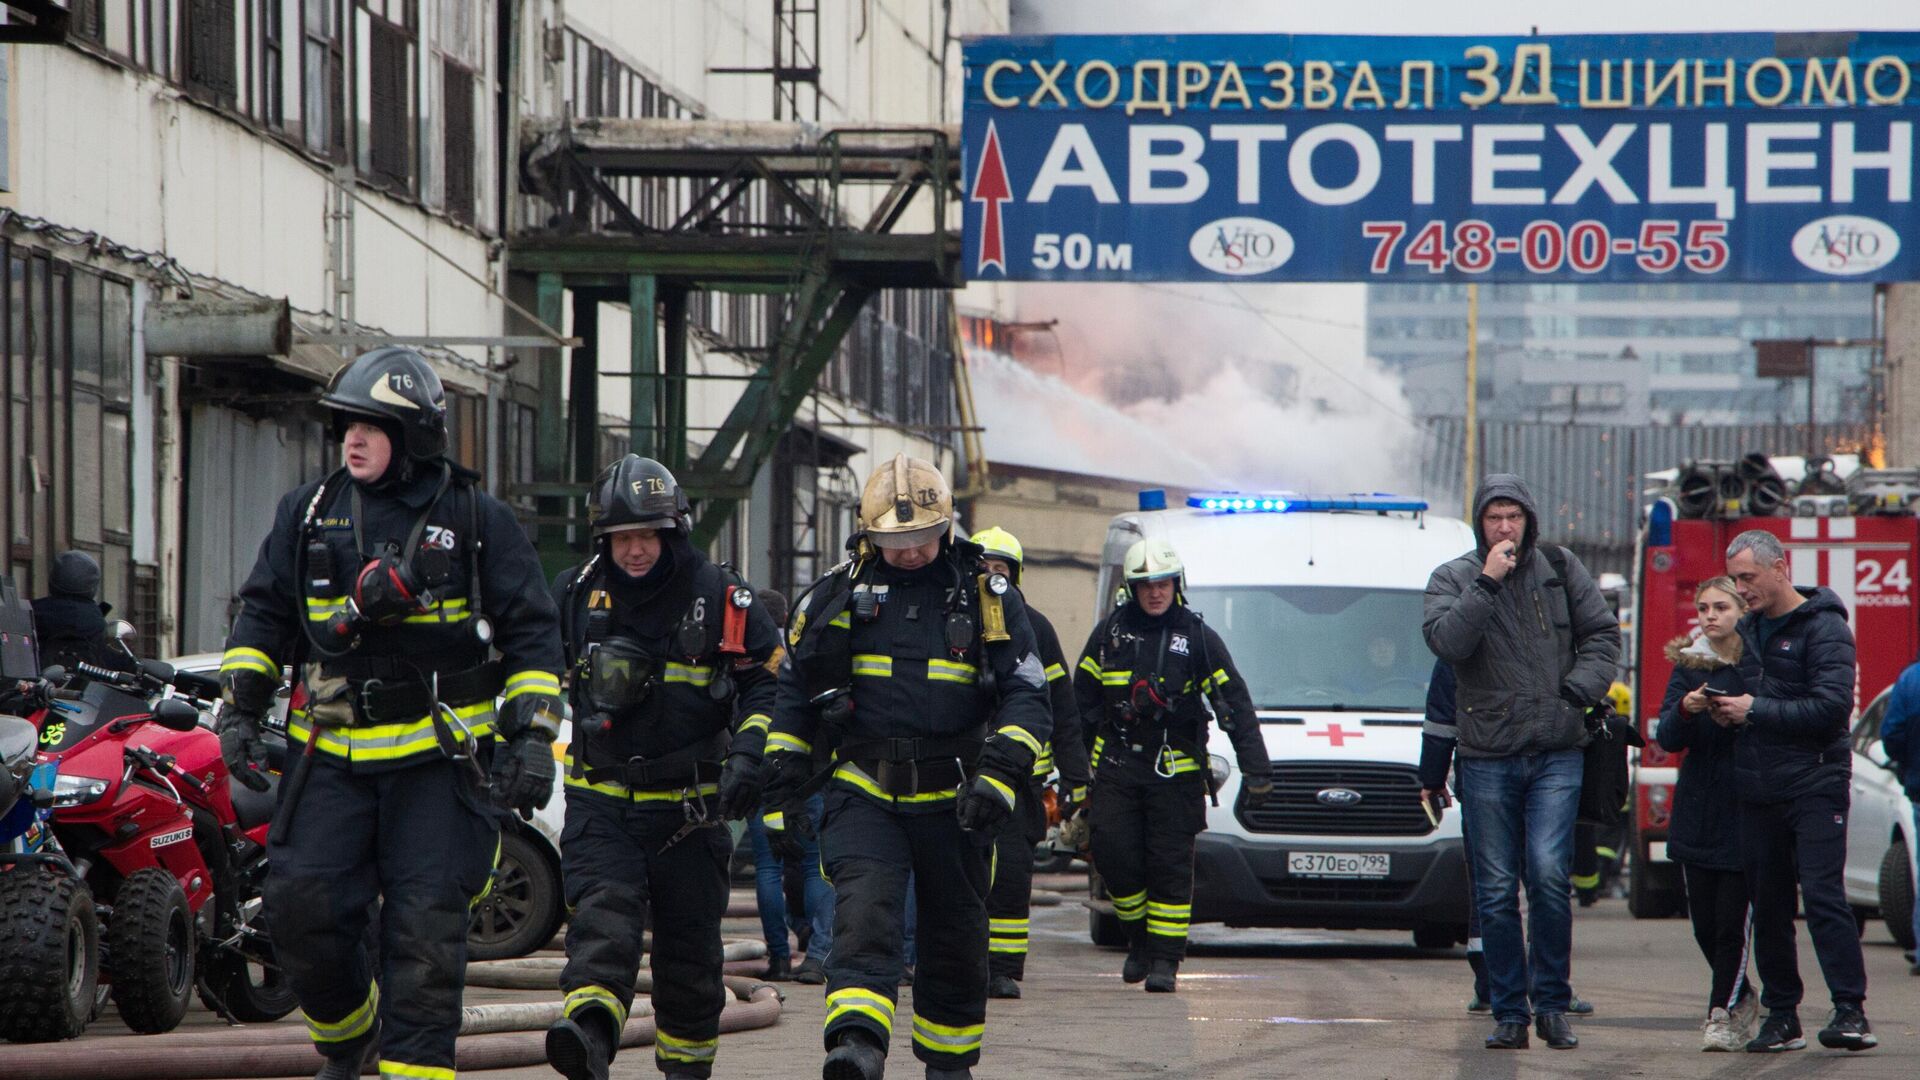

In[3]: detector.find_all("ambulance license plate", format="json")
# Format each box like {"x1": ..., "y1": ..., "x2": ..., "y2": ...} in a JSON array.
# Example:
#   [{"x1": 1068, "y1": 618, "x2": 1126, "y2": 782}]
[{"x1": 1288, "y1": 852, "x2": 1390, "y2": 878}]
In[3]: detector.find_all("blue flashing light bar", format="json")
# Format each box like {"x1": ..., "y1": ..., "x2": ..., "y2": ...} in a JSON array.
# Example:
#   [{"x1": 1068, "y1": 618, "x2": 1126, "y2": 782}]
[
  {"x1": 1137, "y1": 488, "x2": 1168, "y2": 511},
  {"x1": 1188, "y1": 491, "x2": 1429, "y2": 514}
]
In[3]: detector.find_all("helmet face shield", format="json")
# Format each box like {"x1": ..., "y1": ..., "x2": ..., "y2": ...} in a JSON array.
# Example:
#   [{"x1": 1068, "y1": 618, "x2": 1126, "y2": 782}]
[{"x1": 868, "y1": 521, "x2": 948, "y2": 550}]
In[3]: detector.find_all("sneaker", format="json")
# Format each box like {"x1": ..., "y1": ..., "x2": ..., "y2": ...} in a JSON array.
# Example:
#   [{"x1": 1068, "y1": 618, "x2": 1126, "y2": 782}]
[
  {"x1": 1816, "y1": 1004, "x2": 1877, "y2": 1052},
  {"x1": 1745, "y1": 1011, "x2": 1805, "y2": 1053},
  {"x1": 1702, "y1": 1008, "x2": 1737, "y2": 1052},
  {"x1": 1730, "y1": 989, "x2": 1760, "y2": 1043},
  {"x1": 1466, "y1": 995, "x2": 1491, "y2": 1014},
  {"x1": 1567, "y1": 994, "x2": 1594, "y2": 1016}
]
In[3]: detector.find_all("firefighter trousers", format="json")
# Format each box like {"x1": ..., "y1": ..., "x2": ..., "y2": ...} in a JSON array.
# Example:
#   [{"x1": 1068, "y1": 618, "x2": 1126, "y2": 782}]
[
  {"x1": 818, "y1": 788, "x2": 991, "y2": 1070},
  {"x1": 986, "y1": 780, "x2": 1047, "y2": 980},
  {"x1": 264, "y1": 757, "x2": 499, "y2": 1080},
  {"x1": 558, "y1": 790, "x2": 732, "y2": 1078},
  {"x1": 1089, "y1": 768, "x2": 1207, "y2": 962}
]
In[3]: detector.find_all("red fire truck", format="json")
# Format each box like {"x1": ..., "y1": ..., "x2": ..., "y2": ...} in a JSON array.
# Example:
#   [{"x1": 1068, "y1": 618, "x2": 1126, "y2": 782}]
[{"x1": 1629, "y1": 493, "x2": 1920, "y2": 917}]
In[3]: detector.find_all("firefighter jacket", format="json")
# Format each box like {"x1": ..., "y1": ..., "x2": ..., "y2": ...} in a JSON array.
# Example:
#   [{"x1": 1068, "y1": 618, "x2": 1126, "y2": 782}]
[
  {"x1": 1027, "y1": 605, "x2": 1092, "y2": 800},
  {"x1": 221, "y1": 464, "x2": 564, "y2": 771},
  {"x1": 769, "y1": 541, "x2": 1053, "y2": 814},
  {"x1": 1074, "y1": 601, "x2": 1269, "y2": 786},
  {"x1": 553, "y1": 540, "x2": 779, "y2": 804}
]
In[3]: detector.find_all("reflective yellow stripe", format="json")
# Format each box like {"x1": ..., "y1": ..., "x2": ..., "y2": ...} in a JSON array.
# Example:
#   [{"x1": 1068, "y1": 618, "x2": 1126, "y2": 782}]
[
  {"x1": 1091, "y1": 734, "x2": 1104, "y2": 770},
  {"x1": 661, "y1": 662, "x2": 715, "y2": 686},
  {"x1": 989, "y1": 916, "x2": 1029, "y2": 953},
  {"x1": 825, "y1": 987, "x2": 896, "y2": 1034},
  {"x1": 832, "y1": 763, "x2": 959, "y2": 804},
  {"x1": 1031, "y1": 746, "x2": 1055, "y2": 777},
  {"x1": 1147, "y1": 919, "x2": 1190, "y2": 937},
  {"x1": 737, "y1": 713, "x2": 771, "y2": 735},
  {"x1": 995, "y1": 725, "x2": 1043, "y2": 759},
  {"x1": 927, "y1": 659, "x2": 978, "y2": 684},
  {"x1": 563, "y1": 984, "x2": 628, "y2": 1028},
  {"x1": 305, "y1": 981, "x2": 378, "y2": 1043},
  {"x1": 655, "y1": 1030, "x2": 718, "y2": 1064},
  {"x1": 762, "y1": 811, "x2": 786, "y2": 830},
  {"x1": 851, "y1": 654, "x2": 893, "y2": 678},
  {"x1": 502, "y1": 670, "x2": 561, "y2": 701},
  {"x1": 469, "y1": 834, "x2": 502, "y2": 908},
  {"x1": 1157, "y1": 748, "x2": 1202, "y2": 776},
  {"x1": 1147, "y1": 901, "x2": 1191, "y2": 917},
  {"x1": 1077, "y1": 655, "x2": 1102, "y2": 678},
  {"x1": 1044, "y1": 662, "x2": 1067, "y2": 682},
  {"x1": 220, "y1": 647, "x2": 276, "y2": 676},
  {"x1": 828, "y1": 612, "x2": 852, "y2": 629},
  {"x1": 911, "y1": 1015, "x2": 984, "y2": 1055},
  {"x1": 403, "y1": 597, "x2": 471, "y2": 624},
  {"x1": 767, "y1": 732, "x2": 812, "y2": 755},
  {"x1": 378, "y1": 1063, "x2": 455, "y2": 1080},
  {"x1": 980, "y1": 773, "x2": 1016, "y2": 810},
  {"x1": 287, "y1": 703, "x2": 495, "y2": 763},
  {"x1": 1099, "y1": 670, "x2": 1132, "y2": 686},
  {"x1": 305, "y1": 597, "x2": 348, "y2": 621},
  {"x1": 1110, "y1": 889, "x2": 1147, "y2": 921}
]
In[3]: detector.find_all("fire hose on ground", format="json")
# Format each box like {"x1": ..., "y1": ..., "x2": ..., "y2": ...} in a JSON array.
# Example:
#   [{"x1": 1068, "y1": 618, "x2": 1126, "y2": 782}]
[{"x1": 0, "y1": 956, "x2": 781, "y2": 1080}]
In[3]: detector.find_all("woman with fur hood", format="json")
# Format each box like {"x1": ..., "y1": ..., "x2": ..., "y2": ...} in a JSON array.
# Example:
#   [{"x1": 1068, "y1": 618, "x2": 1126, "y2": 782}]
[{"x1": 1655, "y1": 576, "x2": 1761, "y2": 1052}]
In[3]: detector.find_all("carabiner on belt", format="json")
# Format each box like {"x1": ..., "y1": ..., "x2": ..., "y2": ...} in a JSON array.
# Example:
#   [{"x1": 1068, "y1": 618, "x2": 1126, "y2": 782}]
[{"x1": 1154, "y1": 739, "x2": 1178, "y2": 779}]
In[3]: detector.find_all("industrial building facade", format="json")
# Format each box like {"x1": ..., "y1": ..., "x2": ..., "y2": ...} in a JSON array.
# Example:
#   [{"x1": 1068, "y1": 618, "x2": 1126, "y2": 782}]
[{"x1": 1, "y1": 0, "x2": 1004, "y2": 653}]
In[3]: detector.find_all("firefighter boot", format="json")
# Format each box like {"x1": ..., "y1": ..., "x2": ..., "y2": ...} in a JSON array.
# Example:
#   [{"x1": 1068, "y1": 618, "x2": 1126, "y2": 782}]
[
  {"x1": 1144, "y1": 958, "x2": 1179, "y2": 994},
  {"x1": 313, "y1": 1022, "x2": 379, "y2": 1080},
  {"x1": 927, "y1": 1065, "x2": 974, "y2": 1079},
  {"x1": 546, "y1": 1004, "x2": 617, "y2": 1080},
  {"x1": 1121, "y1": 922, "x2": 1151, "y2": 984},
  {"x1": 823, "y1": 1029, "x2": 887, "y2": 1080}
]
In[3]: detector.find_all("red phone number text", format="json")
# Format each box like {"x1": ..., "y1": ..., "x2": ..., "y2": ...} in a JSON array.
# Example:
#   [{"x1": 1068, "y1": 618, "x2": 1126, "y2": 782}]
[{"x1": 1361, "y1": 220, "x2": 1729, "y2": 275}]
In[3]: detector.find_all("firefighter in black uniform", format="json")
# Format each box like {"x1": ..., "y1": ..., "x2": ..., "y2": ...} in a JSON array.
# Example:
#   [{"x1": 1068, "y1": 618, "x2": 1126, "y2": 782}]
[
  {"x1": 542, "y1": 455, "x2": 780, "y2": 1080},
  {"x1": 216, "y1": 348, "x2": 564, "y2": 1080},
  {"x1": 1075, "y1": 537, "x2": 1270, "y2": 993},
  {"x1": 764, "y1": 454, "x2": 1051, "y2": 1080},
  {"x1": 967, "y1": 526, "x2": 1090, "y2": 1000}
]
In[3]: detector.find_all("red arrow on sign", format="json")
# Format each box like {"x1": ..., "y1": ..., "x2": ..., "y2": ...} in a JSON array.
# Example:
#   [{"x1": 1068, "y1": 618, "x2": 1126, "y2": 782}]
[{"x1": 970, "y1": 120, "x2": 1012, "y2": 275}]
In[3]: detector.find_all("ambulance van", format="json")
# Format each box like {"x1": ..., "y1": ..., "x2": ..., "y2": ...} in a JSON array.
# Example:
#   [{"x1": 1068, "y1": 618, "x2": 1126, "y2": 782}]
[{"x1": 1085, "y1": 491, "x2": 1477, "y2": 948}]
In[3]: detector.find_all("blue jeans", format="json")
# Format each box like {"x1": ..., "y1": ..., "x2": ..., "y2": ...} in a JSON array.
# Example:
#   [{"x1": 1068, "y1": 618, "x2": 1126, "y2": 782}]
[
  {"x1": 1458, "y1": 749, "x2": 1583, "y2": 1025},
  {"x1": 747, "y1": 794, "x2": 834, "y2": 961}
]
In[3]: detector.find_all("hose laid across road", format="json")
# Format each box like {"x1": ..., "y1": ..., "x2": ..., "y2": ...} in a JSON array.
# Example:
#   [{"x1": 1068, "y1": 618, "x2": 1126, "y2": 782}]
[
  {"x1": 0, "y1": 977, "x2": 780, "y2": 1079},
  {"x1": 464, "y1": 939, "x2": 768, "y2": 989}
]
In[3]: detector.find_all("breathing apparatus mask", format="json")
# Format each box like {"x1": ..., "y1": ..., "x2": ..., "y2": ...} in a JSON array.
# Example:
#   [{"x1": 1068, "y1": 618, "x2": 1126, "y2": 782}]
[{"x1": 579, "y1": 635, "x2": 657, "y2": 738}]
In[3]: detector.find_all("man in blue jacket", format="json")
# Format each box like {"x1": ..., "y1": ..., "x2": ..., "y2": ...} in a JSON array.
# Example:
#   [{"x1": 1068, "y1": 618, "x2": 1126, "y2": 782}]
[
  {"x1": 1717, "y1": 529, "x2": 1875, "y2": 1052},
  {"x1": 1877, "y1": 660, "x2": 1920, "y2": 977}
]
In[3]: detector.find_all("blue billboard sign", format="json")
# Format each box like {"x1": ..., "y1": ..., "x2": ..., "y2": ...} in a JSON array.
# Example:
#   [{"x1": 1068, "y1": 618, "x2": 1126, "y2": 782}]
[{"x1": 960, "y1": 33, "x2": 1920, "y2": 282}]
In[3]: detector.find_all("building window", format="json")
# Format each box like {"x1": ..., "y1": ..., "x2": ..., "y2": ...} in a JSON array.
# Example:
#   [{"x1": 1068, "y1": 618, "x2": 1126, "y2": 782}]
[
  {"x1": 303, "y1": 0, "x2": 346, "y2": 158},
  {"x1": 254, "y1": 0, "x2": 286, "y2": 128},
  {"x1": 0, "y1": 250, "x2": 135, "y2": 603},
  {"x1": 442, "y1": 60, "x2": 475, "y2": 223},
  {"x1": 365, "y1": 13, "x2": 413, "y2": 191},
  {"x1": 185, "y1": 0, "x2": 239, "y2": 106}
]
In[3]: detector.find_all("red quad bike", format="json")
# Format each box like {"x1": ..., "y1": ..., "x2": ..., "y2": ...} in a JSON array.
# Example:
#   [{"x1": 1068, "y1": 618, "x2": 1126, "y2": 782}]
[{"x1": 32, "y1": 654, "x2": 297, "y2": 1034}]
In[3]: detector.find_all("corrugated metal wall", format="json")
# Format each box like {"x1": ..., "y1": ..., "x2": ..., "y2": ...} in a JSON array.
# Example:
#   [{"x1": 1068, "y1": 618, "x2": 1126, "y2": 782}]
[{"x1": 1420, "y1": 418, "x2": 1874, "y2": 574}]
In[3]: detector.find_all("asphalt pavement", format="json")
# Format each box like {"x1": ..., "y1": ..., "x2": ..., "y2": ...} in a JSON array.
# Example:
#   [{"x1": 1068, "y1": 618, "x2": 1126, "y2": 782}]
[{"x1": 23, "y1": 883, "x2": 1916, "y2": 1079}]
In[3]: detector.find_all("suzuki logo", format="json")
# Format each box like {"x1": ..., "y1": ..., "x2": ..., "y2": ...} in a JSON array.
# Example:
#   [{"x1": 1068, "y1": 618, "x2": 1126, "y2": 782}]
[{"x1": 1315, "y1": 788, "x2": 1364, "y2": 807}]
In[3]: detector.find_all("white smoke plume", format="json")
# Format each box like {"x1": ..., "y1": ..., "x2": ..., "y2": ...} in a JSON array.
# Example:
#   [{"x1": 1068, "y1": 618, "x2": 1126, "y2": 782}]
[{"x1": 1009, "y1": 282, "x2": 1424, "y2": 495}]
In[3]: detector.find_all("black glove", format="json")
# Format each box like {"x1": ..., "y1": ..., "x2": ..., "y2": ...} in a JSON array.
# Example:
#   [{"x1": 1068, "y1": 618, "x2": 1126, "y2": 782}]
[
  {"x1": 497, "y1": 691, "x2": 563, "y2": 741},
  {"x1": 717, "y1": 752, "x2": 765, "y2": 821},
  {"x1": 956, "y1": 773, "x2": 1016, "y2": 834},
  {"x1": 760, "y1": 750, "x2": 814, "y2": 811},
  {"x1": 217, "y1": 708, "x2": 272, "y2": 792},
  {"x1": 1055, "y1": 780, "x2": 1086, "y2": 822},
  {"x1": 1240, "y1": 776, "x2": 1274, "y2": 810},
  {"x1": 490, "y1": 731, "x2": 557, "y2": 816}
]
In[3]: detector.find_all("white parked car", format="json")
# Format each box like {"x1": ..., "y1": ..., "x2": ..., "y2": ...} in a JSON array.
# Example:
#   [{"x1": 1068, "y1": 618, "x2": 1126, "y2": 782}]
[
  {"x1": 1846, "y1": 686, "x2": 1918, "y2": 949},
  {"x1": 169, "y1": 653, "x2": 568, "y2": 960}
]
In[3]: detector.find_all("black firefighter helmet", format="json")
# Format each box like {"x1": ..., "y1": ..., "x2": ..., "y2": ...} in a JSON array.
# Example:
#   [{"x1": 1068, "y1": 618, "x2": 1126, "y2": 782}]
[
  {"x1": 319, "y1": 347, "x2": 449, "y2": 461},
  {"x1": 588, "y1": 455, "x2": 690, "y2": 537}
]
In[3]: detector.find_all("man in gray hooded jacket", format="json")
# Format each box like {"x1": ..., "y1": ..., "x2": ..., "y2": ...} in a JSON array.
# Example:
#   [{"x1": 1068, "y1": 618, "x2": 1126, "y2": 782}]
[{"x1": 1424, "y1": 475, "x2": 1620, "y2": 1052}]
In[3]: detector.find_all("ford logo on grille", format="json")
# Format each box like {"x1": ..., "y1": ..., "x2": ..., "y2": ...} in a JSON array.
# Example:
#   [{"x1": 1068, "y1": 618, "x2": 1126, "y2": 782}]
[{"x1": 1316, "y1": 788, "x2": 1364, "y2": 807}]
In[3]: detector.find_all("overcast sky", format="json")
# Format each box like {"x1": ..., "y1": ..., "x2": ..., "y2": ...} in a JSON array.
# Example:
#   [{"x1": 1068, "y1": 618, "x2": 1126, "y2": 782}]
[{"x1": 1010, "y1": 1, "x2": 1920, "y2": 37}]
